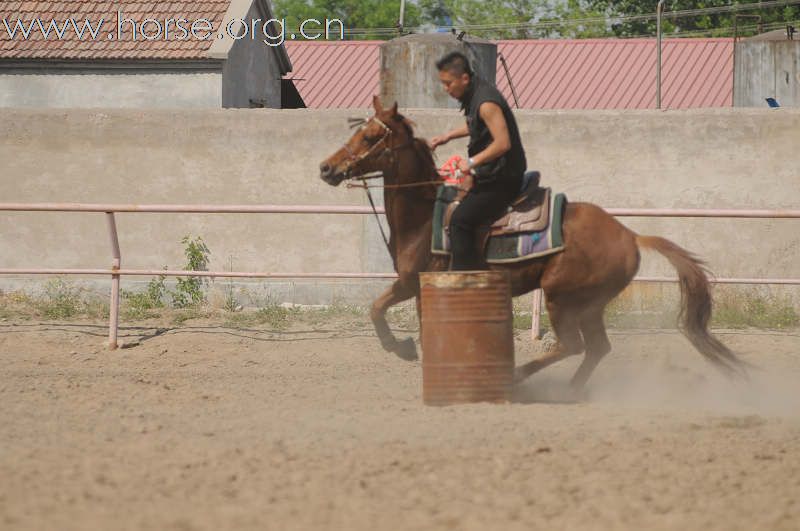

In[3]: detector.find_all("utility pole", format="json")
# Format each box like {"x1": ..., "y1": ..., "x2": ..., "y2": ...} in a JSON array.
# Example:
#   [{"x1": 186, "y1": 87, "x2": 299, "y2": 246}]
[{"x1": 656, "y1": 0, "x2": 665, "y2": 109}]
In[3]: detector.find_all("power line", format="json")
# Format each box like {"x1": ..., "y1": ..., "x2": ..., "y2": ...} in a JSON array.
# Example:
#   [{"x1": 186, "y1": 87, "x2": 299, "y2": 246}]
[
  {"x1": 652, "y1": 18, "x2": 799, "y2": 38},
  {"x1": 345, "y1": 0, "x2": 800, "y2": 34},
  {"x1": 339, "y1": 0, "x2": 800, "y2": 36}
]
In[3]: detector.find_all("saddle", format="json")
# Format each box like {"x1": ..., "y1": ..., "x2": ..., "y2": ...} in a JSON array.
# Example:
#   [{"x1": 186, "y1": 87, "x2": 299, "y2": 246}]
[{"x1": 443, "y1": 170, "x2": 551, "y2": 243}]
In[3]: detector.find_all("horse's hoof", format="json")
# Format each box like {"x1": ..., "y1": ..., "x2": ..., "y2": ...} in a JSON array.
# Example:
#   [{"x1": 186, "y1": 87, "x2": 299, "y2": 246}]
[
  {"x1": 394, "y1": 337, "x2": 418, "y2": 361},
  {"x1": 567, "y1": 383, "x2": 590, "y2": 403},
  {"x1": 512, "y1": 370, "x2": 528, "y2": 386}
]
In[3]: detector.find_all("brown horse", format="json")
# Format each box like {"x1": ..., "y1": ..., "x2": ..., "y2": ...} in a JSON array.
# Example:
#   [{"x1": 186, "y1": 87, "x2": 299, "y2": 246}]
[{"x1": 319, "y1": 96, "x2": 745, "y2": 389}]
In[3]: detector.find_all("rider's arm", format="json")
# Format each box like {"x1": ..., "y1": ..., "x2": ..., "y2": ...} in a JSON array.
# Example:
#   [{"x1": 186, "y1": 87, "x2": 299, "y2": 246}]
[
  {"x1": 447, "y1": 123, "x2": 470, "y2": 141},
  {"x1": 469, "y1": 102, "x2": 511, "y2": 167},
  {"x1": 430, "y1": 123, "x2": 469, "y2": 150}
]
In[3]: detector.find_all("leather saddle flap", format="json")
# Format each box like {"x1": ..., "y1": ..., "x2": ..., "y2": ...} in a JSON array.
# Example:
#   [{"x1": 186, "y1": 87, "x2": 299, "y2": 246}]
[
  {"x1": 440, "y1": 174, "x2": 549, "y2": 240},
  {"x1": 490, "y1": 186, "x2": 551, "y2": 236}
]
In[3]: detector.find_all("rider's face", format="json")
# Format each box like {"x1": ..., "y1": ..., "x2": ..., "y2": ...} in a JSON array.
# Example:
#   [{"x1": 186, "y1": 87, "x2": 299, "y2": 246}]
[{"x1": 438, "y1": 69, "x2": 470, "y2": 100}]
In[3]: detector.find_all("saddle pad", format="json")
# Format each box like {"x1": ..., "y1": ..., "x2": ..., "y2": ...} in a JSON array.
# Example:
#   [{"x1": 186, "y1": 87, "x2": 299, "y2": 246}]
[
  {"x1": 432, "y1": 185, "x2": 567, "y2": 264},
  {"x1": 484, "y1": 192, "x2": 566, "y2": 263}
]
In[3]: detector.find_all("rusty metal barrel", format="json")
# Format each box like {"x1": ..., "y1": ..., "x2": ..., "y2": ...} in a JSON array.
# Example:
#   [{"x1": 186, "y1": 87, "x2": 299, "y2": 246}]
[{"x1": 419, "y1": 271, "x2": 515, "y2": 405}]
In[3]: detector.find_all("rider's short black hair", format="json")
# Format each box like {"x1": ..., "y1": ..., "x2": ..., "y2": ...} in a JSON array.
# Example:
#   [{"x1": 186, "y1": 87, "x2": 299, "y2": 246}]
[{"x1": 436, "y1": 51, "x2": 473, "y2": 78}]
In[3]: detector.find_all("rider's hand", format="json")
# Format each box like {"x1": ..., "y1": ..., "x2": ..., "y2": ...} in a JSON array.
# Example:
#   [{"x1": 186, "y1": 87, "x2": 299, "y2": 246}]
[
  {"x1": 429, "y1": 134, "x2": 449, "y2": 151},
  {"x1": 455, "y1": 168, "x2": 474, "y2": 192},
  {"x1": 456, "y1": 158, "x2": 474, "y2": 191},
  {"x1": 462, "y1": 172, "x2": 474, "y2": 191}
]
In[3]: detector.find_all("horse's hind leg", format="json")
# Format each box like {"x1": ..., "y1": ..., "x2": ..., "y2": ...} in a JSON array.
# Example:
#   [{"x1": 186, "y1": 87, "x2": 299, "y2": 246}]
[
  {"x1": 371, "y1": 280, "x2": 417, "y2": 361},
  {"x1": 514, "y1": 297, "x2": 584, "y2": 383},
  {"x1": 571, "y1": 306, "x2": 612, "y2": 389}
]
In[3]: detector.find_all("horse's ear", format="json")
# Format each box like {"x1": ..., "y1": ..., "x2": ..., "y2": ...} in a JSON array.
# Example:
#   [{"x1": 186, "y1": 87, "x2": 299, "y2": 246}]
[
  {"x1": 388, "y1": 101, "x2": 398, "y2": 116},
  {"x1": 372, "y1": 95, "x2": 383, "y2": 113}
]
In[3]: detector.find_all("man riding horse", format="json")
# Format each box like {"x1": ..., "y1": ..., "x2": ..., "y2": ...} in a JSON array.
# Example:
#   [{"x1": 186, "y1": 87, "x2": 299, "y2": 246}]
[
  {"x1": 318, "y1": 65, "x2": 746, "y2": 386},
  {"x1": 429, "y1": 51, "x2": 527, "y2": 271}
]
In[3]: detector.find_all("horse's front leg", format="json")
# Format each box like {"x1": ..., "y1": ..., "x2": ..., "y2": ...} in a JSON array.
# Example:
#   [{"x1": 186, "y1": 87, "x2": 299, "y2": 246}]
[{"x1": 370, "y1": 280, "x2": 417, "y2": 361}]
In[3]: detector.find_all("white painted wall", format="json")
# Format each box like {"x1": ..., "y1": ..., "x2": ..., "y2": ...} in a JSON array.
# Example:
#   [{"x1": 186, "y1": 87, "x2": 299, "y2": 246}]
[{"x1": 0, "y1": 71, "x2": 223, "y2": 108}]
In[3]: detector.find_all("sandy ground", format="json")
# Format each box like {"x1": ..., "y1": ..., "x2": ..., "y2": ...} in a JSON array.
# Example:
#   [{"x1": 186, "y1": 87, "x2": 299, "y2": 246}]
[{"x1": 1, "y1": 318, "x2": 799, "y2": 531}]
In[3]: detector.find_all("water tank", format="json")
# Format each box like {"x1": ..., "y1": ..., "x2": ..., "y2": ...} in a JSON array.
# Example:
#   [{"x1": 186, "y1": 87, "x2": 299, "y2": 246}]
[{"x1": 380, "y1": 33, "x2": 497, "y2": 109}]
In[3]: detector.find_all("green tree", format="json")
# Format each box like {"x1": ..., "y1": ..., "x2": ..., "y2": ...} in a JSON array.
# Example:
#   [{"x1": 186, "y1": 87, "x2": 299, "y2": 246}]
[
  {"x1": 274, "y1": 0, "x2": 603, "y2": 40},
  {"x1": 417, "y1": 0, "x2": 612, "y2": 39},
  {"x1": 537, "y1": 0, "x2": 613, "y2": 38},
  {"x1": 586, "y1": 0, "x2": 800, "y2": 38},
  {"x1": 423, "y1": 0, "x2": 546, "y2": 39},
  {"x1": 272, "y1": 0, "x2": 422, "y2": 39}
]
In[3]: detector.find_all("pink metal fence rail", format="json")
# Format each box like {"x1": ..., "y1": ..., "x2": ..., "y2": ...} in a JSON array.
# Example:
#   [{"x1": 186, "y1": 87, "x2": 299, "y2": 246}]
[{"x1": 2, "y1": 203, "x2": 799, "y2": 349}]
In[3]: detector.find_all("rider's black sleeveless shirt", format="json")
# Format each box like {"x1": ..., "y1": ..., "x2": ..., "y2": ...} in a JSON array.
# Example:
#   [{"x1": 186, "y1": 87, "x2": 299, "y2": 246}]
[{"x1": 459, "y1": 75, "x2": 526, "y2": 187}]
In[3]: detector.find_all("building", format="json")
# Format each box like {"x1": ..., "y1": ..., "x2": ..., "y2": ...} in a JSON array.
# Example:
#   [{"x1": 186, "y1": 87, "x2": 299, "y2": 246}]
[
  {"x1": 0, "y1": 0, "x2": 292, "y2": 108},
  {"x1": 735, "y1": 27, "x2": 800, "y2": 107}
]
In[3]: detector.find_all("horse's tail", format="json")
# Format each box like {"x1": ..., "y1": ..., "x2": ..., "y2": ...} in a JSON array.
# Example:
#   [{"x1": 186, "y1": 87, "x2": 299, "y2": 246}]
[{"x1": 635, "y1": 235, "x2": 748, "y2": 377}]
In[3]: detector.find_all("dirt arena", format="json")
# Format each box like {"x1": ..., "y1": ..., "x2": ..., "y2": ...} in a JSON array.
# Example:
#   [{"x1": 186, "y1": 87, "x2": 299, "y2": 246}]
[{"x1": 1, "y1": 317, "x2": 799, "y2": 531}]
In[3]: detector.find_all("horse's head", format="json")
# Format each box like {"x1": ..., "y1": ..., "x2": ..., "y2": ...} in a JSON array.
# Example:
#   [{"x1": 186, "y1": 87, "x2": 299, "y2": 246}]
[{"x1": 319, "y1": 95, "x2": 414, "y2": 186}]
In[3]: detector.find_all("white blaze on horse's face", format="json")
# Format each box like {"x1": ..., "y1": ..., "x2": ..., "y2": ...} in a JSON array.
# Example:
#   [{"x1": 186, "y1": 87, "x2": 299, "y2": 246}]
[{"x1": 319, "y1": 114, "x2": 394, "y2": 186}]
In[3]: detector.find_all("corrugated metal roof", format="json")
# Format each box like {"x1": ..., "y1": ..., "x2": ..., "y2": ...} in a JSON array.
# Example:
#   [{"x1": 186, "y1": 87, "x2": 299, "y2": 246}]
[
  {"x1": 285, "y1": 38, "x2": 733, "y2": 109},
  {"x1": 284, "y1": 41, "x2": 380, "y2": 108}
]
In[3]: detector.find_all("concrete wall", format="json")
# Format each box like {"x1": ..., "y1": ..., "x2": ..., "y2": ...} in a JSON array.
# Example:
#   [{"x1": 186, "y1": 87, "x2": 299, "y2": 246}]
[
  {"x1": 1, "y1": 107, "x2": 798, "y2": 306},
  {"x1": 0, "y1": 69, "x2": 223, "y2": 108},
  {"x1": 221, "y1": 1, "x2": 283, "y2": 109},
  {"x1": 735, "y1": 41, "x2": 800, "y2": 107}
]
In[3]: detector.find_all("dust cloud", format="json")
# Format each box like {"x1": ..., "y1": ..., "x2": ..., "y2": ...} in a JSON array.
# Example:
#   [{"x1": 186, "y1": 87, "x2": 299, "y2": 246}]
[{"x1": 517, "y1": 332, "x2": 800, "y2": 417}]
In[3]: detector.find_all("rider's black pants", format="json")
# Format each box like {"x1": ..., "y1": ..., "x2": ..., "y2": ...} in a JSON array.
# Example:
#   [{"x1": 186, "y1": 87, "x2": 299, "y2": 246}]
[{"x1": 449, "y1": 175, "x2": 521, "y2": 271}]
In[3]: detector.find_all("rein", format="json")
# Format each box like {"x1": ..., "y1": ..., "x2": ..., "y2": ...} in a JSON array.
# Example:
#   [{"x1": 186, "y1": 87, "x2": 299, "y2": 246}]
[
  {"x1": 335, "y1": 115, "x2": 469, "y2": 253},
  {"x1": 338, "y1": 115, "x2": 444, "y2": 253},
  {"x1": 341, "y1": 116, "x2": 443, "y2": 189},
  {"x1": 346, "y1": 179, "x2": 444, "y2": 190}
]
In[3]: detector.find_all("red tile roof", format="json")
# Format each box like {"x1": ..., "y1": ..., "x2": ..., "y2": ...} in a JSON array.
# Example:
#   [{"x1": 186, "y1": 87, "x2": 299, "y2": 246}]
[
  {"x1": 284, "y1": 38, "x2": 734, "y2": 109},
  {"x1": 2, "y1": 1, "x2": 232, "y2": 60}
]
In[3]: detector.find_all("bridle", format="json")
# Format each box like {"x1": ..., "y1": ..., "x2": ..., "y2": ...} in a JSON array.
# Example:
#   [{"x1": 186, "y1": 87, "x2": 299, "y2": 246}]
[
  {"x1": 335, "y1": 115, "x2": 442, "y2": 252},
  {"x1": 339, "y1": 116, "x2": 441, "y2": 189},
  {"x1": 339, "y1": 116, "x2": 397, "y2": 182}
]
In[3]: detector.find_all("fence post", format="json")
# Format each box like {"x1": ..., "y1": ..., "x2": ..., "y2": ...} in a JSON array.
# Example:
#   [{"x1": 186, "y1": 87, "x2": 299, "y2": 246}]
[
  {"x1": 106, "y1": 212, "x2": 121, "y2": 350},
  {"x1": 531, "y1": 289, "x2": 543, "y2": 340}
]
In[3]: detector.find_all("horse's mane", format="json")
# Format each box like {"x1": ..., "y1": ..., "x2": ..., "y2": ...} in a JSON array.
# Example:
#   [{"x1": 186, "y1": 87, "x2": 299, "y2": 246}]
[{"x1": 396, "y1": 113, "x2": 437, "y2": 178}]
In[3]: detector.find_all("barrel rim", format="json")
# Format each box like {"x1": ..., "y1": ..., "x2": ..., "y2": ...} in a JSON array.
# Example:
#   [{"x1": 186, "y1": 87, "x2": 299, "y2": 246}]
[{"x1": 419, "y1": 270, "x2": 511, "y2": 289}]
